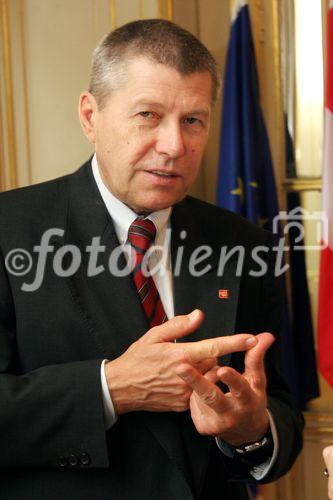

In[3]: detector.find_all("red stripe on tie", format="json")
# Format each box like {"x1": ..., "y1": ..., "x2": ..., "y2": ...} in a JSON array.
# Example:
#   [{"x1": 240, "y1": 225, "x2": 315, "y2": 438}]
[{"x1": 127, "y1": 218, "x2": 167, "y2": 328}]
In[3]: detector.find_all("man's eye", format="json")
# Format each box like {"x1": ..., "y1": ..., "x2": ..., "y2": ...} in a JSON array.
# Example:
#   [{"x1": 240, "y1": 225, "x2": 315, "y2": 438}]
[
  {"x1": 139, "y1": 111, "x2": 156, "y2": 119},
  {"x1": 184, "y1": 117, "x2": 201, "y2": 125}
]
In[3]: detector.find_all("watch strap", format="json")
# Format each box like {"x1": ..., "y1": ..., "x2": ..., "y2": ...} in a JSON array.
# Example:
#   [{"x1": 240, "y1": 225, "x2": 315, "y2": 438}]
[{"x1": 235, "y1": 436, "x2": 269, "y2": 454}]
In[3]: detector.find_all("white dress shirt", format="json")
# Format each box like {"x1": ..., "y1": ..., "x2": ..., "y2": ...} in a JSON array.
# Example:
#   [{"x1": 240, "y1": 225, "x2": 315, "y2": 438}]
[{"x1": 91, "y1": 154, "x2": 278, "y2": 480}]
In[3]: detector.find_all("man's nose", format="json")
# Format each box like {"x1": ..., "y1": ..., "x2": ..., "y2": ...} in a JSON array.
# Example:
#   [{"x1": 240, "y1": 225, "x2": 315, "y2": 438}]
[{"x1": 155, "y1": 121, "x2": 186, "y2": 158}]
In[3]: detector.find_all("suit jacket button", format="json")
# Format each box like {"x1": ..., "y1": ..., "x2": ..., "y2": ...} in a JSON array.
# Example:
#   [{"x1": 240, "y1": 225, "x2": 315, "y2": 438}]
[
  {"x1": 68, "y1": 454, "x2": 79, "y2": 467},
  {"x1": 79, "y1": 452, "x2": 91, "y2": 466},
  {"x1": 58, "y1": 455, "x2": 68, "y2": 467}
]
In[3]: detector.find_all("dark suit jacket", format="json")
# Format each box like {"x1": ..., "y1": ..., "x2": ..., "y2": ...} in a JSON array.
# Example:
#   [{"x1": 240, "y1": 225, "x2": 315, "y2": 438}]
[{"x1": 0, "y1": 160, "x2": 303, "y2": 500}]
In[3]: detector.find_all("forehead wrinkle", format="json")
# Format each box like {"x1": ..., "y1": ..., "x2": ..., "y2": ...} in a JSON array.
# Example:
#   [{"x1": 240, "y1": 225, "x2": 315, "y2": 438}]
[
  {"x1": 130, "y1": 91, "x2": 211, "y2": 116},
  {"x1": 111, "y1": 58, "x2": 213, "y2": 113}
]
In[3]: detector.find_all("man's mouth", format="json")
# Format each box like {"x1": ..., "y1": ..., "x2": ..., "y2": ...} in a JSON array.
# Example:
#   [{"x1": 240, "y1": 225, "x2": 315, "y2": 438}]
[{"x1": 149, "y1": 170, "x2": 179, "y2": 178}]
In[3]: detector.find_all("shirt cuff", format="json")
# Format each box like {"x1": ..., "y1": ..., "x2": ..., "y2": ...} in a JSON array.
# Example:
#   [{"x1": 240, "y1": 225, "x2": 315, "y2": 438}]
[
  {"x1": 215, "y1": 409, "x2": 279, "y2": 480},
  {"x1": 248, "y1": 409, "x2": 279, "y2": 479},
  {"x1": 100, "y1": 359, "x2": 118, "y2": 430}
]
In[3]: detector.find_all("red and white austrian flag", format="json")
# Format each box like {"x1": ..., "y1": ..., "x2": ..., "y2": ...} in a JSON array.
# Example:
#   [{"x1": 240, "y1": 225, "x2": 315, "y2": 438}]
[{"x1": 318, "y1": 0, "x2": 333, "y2": 388}]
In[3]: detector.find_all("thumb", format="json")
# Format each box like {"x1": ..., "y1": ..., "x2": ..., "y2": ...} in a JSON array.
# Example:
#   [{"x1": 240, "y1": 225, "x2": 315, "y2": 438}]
[{"x1": 149, "y1": 309, "x2": 204, "y2": 343}]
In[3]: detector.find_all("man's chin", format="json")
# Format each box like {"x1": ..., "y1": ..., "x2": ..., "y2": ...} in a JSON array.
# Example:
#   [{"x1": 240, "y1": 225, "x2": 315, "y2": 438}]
[{"x1": 128, "y1": 193, "x2": 186, "y2": 215}]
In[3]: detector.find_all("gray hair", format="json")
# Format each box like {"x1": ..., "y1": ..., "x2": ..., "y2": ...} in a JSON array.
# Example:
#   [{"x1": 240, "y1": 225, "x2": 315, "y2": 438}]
[{"x1": 89, "y1": 18, "x2": 221, "y2": 109}]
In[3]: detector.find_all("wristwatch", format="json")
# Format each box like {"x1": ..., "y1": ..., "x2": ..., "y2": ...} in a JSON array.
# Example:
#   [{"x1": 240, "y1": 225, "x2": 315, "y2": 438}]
[
  {"x1": 231, "y1": 433, "x2": 273, "y2": 466},
  {"x1": 234, "y1": 436, "x2": 270, "y2": 454}
]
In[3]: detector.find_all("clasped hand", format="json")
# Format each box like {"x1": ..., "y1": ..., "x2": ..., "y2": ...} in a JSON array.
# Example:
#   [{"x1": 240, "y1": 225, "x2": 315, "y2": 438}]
[{"x1": 105, "y1": 309, "x2": 274, "y2": 445}]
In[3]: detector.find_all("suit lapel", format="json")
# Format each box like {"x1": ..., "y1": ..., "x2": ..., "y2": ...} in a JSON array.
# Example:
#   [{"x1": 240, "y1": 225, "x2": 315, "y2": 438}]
[
  {"x1": 171, "y1": 199, "x2": 241, "y2": 357},
  {"x1": 61, "y1": 162, "x2": 148, "y2": 360},
  {"x1": 170, "y1": 199, "x2": 241, "y2": 497},
  {"x1": 63, "y1": 165, "x2": 195, "y2": 492}
]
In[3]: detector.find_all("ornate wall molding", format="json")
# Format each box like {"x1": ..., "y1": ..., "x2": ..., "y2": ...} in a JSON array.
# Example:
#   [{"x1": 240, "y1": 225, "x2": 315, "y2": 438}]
[
  {"x1": 110, "y1": 0, "x2": 117, "y2": 29},
  {"x1": 0, "y1": 0, "x2": 18, "y2": 189},
  {"x1": 282, "y1": 177, "x2": 322, "y2": 192},
  {"x1": 18, "y1": 0, "x2": 31, "y2": 185},
  {"x1": 109, "y1": 0, "x2": 173, "y2": 30},
  {"x1": 305, "y1": 412, "x2": 333, "y2": 442}
]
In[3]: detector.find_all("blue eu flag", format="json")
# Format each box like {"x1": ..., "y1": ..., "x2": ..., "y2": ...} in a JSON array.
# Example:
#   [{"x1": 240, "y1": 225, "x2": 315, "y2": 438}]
[
  {"x1": 217, "y1": 4, "x2": 278, "y2": 227},
  {"x1": 216, "y1": 3, "x2": 318, "y2": 408}
]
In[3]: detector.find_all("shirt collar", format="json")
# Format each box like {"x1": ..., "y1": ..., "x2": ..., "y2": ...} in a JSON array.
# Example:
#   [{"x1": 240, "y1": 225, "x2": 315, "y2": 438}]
[{"x1": 91, "y1": 154, "x2": 172, "y2": 245}]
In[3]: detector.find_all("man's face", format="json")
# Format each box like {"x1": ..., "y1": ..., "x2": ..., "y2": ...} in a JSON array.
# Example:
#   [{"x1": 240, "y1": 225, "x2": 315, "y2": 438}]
[{"x1": 83, "y1": 57, "x2": 212, "y2": 214}]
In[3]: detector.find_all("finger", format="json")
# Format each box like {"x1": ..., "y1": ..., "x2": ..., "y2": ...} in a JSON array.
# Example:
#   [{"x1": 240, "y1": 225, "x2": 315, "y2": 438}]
[
  {"x1": 183, "y1": 334, "x2": 257, "y2": 364},
  {"x1": 217, "y1": 366, "x2": 252, "y2": 403},
  {"x1": 244, "y1": 332, "x2": 275, "y2": 389},
  {"x1": 176, "y1": 364, "x2": 229, "y2": 412},
  {"x1": 204, "y1": 366, "x2": 220, "y2": 383},
  {"x1": 195, "y1": 357, "x2": 217, "y2": 374},
  {"x1": 148, "y1": 309, "x2": 204, "y2": 343}
]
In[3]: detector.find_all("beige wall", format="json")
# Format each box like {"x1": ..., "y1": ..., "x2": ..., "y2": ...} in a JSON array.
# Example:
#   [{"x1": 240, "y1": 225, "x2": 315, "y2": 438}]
[
  {"x1": 0, "y1": 0, "x2": 175, "y2": 187},
  {"x1": 0, "y1": 0, "x2": 244, "y2": 198},
  {"x1": 0, "y1": 1, "x2": 332, "y2": 498},
  {"x1": 0, "y1": 0, "x2": 286, "y2": 197}
]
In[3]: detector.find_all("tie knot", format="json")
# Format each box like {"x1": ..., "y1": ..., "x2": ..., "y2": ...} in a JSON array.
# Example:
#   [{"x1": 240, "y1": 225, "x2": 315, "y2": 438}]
[{"x1": 128, "y1": 218, "x2": 157, "y2": 253}]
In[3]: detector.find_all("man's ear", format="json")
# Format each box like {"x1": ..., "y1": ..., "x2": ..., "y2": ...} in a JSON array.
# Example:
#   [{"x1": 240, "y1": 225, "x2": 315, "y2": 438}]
[{"x1": 78, "y1": 92, "x2": 98, "y2": 144}]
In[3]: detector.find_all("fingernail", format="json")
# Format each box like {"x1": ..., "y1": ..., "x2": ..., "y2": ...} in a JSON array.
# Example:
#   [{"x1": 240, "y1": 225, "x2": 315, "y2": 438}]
[
  {"x1": 189, "y1": 309, "x2": 200, "y2": 321},
  {"x1": 246, "y1": 336, "x2": 257, "y2": 347}
]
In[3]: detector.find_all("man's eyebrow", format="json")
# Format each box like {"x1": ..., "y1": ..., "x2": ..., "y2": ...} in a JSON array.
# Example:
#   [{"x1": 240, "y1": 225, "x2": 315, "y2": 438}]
[
  {"x1": 131, "y1": 100, "x2": 210, "y2": 117},
  {"x1": 188, "y1": 109, "x2": 210, "y2": 117}
]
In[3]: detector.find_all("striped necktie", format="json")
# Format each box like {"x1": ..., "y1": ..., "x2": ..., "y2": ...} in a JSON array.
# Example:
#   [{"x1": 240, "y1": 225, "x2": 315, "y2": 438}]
[
  {"x1": 127, "y1": 218, "x2": 167, "y2": 328},
  {"x1": 128, "y1": 219, "x2": 190, "y2": 483}
]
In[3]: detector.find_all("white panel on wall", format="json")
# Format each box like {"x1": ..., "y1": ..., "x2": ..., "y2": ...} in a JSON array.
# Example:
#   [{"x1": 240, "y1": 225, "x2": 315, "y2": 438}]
[
  {"x1": 173, "y1": 0, "x2": 197, "y2": 35},
  {"x1": 196, "y1": 0, "x2": 230, "y2": 203},
  {"x1": 24, "y1": 0, "x2": 111, "y2": 183},
  {"x1": 141, "y1": 0, "x2": 159, "y2": 18},
  {"x1": 115, "y1": 0, "x2": 140, "y2": 27}
]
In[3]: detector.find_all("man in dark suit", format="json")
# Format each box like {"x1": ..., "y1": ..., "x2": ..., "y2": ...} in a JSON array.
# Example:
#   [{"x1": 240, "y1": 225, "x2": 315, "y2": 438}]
[{"x1": 0, "y1": 19, "x2": 303, "y2": 500}]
